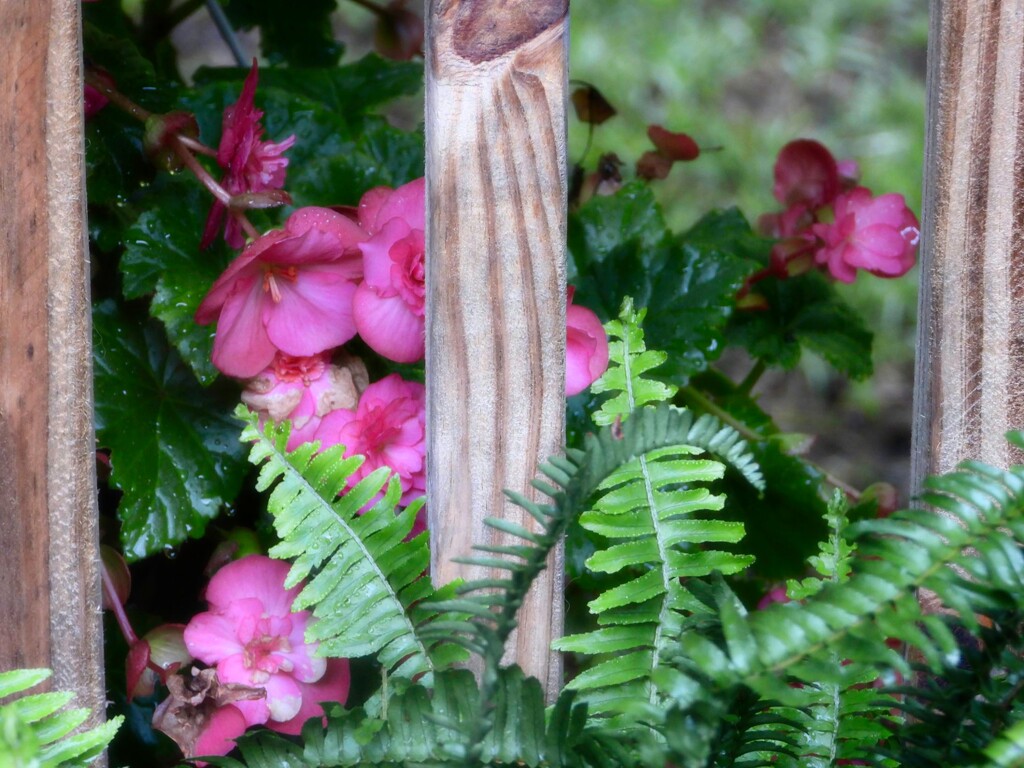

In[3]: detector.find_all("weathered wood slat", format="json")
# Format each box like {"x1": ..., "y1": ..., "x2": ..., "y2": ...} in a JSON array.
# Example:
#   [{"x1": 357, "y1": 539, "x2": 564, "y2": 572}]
[
  {"x1": 425, "y1": 0, "x2": 568, "y2": 692},
  {"x1": 912, "y1": 0, "x2": 1024, "y2": 488},
  {"x1": 0, "y1": 0, "x2": 105, "y2": 722}
]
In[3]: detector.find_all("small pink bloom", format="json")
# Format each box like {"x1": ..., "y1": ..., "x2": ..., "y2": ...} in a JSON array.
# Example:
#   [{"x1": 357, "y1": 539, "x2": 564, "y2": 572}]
[
  {"x1": 314, "y1": 374, "x2": 425, "y2": 506},
  {"x1": 566, "y1": 288, "x2": 609, "y2": 396},
  {"x1": 772, "y1": 139, "x2": 840, "y2": 210},
  {"x1": 756, "y1": 584, "x2": 791, "y2": 611},
  {"x1": 811, "y1": 187, "x2": 920, "y2": 283},
  {"x1": 196, "y1": 206, "x2": 365, "y2": 378},
  {"x1": 242, "y1": 352, "x2": 369, "y2": 450},
  {"x1": 202, "y1": 60, "x2": 297, "y2": 250},
  {"x1": 352, "y1": 178, "x2": 426, "y2": 363},
  {"x1": 183, "y1": 555, "x2": 350, "y2": 734}
]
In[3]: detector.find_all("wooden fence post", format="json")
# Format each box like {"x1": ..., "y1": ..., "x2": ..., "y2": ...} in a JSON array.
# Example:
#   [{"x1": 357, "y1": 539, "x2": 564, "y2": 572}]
[
  {"x1": 911, "y1": 1, "x2": 1024, "y2": 491},
  {"x1": 425, "y1": 0, "x2": 569, "y2": 692},
  {"x1": 0, "y1": 0, "x2": 105, "y2": 724}
]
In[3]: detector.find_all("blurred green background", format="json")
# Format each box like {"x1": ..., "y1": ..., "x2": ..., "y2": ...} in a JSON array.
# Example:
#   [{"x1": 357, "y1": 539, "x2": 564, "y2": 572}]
[{"x1": 567, "y1": 0, "x2": 927, "y2": 370}]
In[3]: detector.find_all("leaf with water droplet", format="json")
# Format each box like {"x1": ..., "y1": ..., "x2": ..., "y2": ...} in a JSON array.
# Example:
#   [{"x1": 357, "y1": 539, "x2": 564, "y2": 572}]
[
  {"x1": 93, "y1": 301, "x2": 248, "y2": 561},
  {"x1": 120, "y1": 176, "x2": 233, "y2": 386}
]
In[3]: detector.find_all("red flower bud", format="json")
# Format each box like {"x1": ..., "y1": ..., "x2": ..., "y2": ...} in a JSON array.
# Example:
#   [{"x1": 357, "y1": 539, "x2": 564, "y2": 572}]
[{"x1": 647, "y1": 125, "x2": 700, "y2": 162}]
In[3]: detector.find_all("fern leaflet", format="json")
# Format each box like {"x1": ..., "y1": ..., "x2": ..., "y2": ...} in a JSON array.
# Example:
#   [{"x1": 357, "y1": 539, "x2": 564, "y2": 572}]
[
  {"x1": 0, "y1": 668, "x2": 121, "y2": 767},
  {"x1": 238, "y1": 406, "x2": 466, "y2": 685}
]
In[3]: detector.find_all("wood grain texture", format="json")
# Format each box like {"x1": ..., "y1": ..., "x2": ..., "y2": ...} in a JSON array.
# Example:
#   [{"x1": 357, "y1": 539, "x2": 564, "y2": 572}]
[
  {"x1": 912, "y1": 0, "x2": 1024, "y2": 491},
  {"x1": 0, "y1": 0, "x2": 105, "y2": 729},
  {"x1": 425, "y1": 0, "x2": 568, "y2": 693}
]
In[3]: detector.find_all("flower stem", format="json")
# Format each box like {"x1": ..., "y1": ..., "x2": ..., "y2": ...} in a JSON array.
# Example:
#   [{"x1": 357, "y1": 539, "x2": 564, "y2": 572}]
[
  {"x1": 232, "y1": 210, "x2": 260, "y2": 241},
  {"x1": 169, "y1": 136, "x2": 232, "y2": 205},
  {"x1": 100, "y1": 562, "x2": 138, "y2": 646},
  {"x1": 84, "y1": 70, "x2": 151, "y2": 121},
  {"x1": 738, "y1": 359, "x2": 766, "y2": 395},
  {"x1": 176, "y1": 134, "x2": 218, "y2": 158},
  {"x1": 205, "y1": 0, "x2": 248, "y2": 67}
]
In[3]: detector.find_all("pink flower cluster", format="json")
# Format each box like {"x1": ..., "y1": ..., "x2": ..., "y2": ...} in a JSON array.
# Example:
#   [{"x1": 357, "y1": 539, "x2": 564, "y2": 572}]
[
  {"x1": 182, "y1": 555, "x2": 350, "y2": 756},
  {"x1": 202, "y1": 61, "x2": 296, "y2": 250},
  {"x1": 758, "y1": 139, "x2": 920, "y2": 284},
  {"x1": 196, "y1": 169, "x2": 609, "y2": 508}
]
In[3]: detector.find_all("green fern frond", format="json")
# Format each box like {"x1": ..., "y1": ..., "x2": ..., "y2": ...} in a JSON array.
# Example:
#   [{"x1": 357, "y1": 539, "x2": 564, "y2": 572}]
[
  {"x1": 238, "y1": 406, "x2": 467, "y2": 683},
  {"x1": 0, "y1": 668, "x2": 121, "y2": 767},
  {"x1": 750, "y1": 492, "x2": 901, "y2": 767},
  {"x1": 786, "y1": 489, "x2": 856, "y2": 601},
  {"x1": 668, "y1": 449, "x2": 1024, "y2": 704},
  {"x1": 591, "y1": 297, "x2": 679, "y2": 427},
  {"x1": 554, "y1": 441, "x2": 753, "y2": 718},
  {"x1": 873, "y1": 614, "x2": 1024, "y2": 768},
  {"x1": 220, "y1": 667, "x2": 618, "y2": 768},
  {"x1": 703, "y1": 687, "x2": 803, "y2": 768},
  {"x1": 551, "y1": 298, "x2": 761, "y2": 719}
]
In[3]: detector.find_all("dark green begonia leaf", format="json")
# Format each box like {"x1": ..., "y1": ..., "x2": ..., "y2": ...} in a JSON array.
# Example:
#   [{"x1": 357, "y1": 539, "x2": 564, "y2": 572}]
[
  {"x1": 725, "y1": 270, "x2": 874, "y2": 380},
  {"x1": 120, "y1": 178, "x2": 233, "y2": 385},
  {"x1": 569, "y1": 184, "x2": 761, "y2": 383},
  {"x1": 716, "y1": 439, "x2": 827, "y2": 580},
  {"x1": 93, "y1": 301, "x2": 248, "y2": 561},
  {"x1": 192, "y1": 54, "x2": 423, "y2": 119}
]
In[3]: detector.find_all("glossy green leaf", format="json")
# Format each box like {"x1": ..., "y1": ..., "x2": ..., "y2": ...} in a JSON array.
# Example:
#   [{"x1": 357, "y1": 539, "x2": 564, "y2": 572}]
[
  {"x1": 570, "y1": 186, "x2": 761, "y2": 382},
  {"x1": 93, "y1": 301, "x2": 248, "y2": 560},
  {"x1": 120, "y1": 177, "x2": 233, "y2": 385},
  {"x1": 726, "y1": 269, "x2": 874, "y2": 379}
]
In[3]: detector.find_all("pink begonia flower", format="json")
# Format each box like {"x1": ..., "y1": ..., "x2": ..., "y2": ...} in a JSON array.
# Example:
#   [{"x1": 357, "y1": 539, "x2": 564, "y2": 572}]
[
  {"x1": 202, "y1": 60, "x2": 297, "y2": 250},
  {"x1": 242, "y1": 352, "x2": 369, "y2": 450},
  {"x1": 313, "y1": 374, "x2": 425, "y2": 506},
  {"x1": 352, "y1": 178, "x2": 426, "y2": 363},
  {"x1": 810, "y1": 187, "x2": 920, "y2": 283},
  {"x1": 195, "y1": 206, "x2": 365, "y2": 378},
  {"x1": 566, "y1": 288, "x2": 610, "y2": 396},
  {"x1": 772, "y1": 139, "x2": 840, "y2": 210},
  {"x1": 183, "y1": 555, "x2": 350, "y2": 736}
]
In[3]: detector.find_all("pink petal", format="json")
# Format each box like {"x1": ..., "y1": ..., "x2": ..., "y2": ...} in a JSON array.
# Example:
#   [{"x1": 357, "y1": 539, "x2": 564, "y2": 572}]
[
  {"x1": 372, "y1": 177, "x2": 425, "y2": 232},
  {"x1": 288, "y1": 206, "x2": 366, "y2": 249},
  {"x1": 193, "y1": 704, "x2": 248, "y2": 763},
  {"x1": 566, "y1": 303, "x2": 609, "y2": 396},
  {"x1": 183, "y1": 613, "x2": 246, "y2": 664},
  {"x1": 773, "y1": 139, "x2": 839, "y2": 209},
  {"x1": 195, "y1": 247, "x2": 264, "y2": 325},
  {"x1": 209, "y1": 275, "x2": 279, "y2": 378},
  {"x1": 281, "y1": 615, "x2": 328, "y2": 683},
  {"x1": 263, "y1": 268, "x2": 359, "y2": 355},
  {"x1": 262, "y1": 672, "x2": 304, "y2": 723},
  {"x1": 314, "y1": 408, "x2": 358, "y2": 452},
  {"x1": 205, "y1": 556, "x2": 299, "y2": 616},
  {"x1": 358, "y1": 187, "x2": 393, "y2": 234},
  {"x1": 260, "y1": 226, "x2": 359, "y2": 274},
  {"x1": 266, "y1": 659, "x2": 350, "y2": 736},
  {"x1": 217, "y1": 653, "x2": 261, "y2": 689},
  {"x1": 360, "y1": 218, "x2": 412, "y2": 291},
  {"x1": 352, "y1": 283, "x2": 425, "y2": 363}
]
